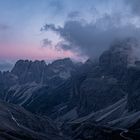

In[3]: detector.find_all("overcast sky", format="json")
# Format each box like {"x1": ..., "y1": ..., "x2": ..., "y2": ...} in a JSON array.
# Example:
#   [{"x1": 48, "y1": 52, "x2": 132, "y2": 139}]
[{"x1": 0, "y1": 0, "x2": 140, "y2": 66}]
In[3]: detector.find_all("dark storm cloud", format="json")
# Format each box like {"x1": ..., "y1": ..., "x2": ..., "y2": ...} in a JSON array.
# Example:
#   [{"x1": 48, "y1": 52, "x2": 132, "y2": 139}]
[
  {"x1": 125, "y1": 0, "x2": 140, "y2": 15},
  {"x1": 42, "y1": 13, "x2": 140, "y2": 58},
  {"x1": 42, "y1": 39, "x2": 52, "y2": 47},
  {"x1": 41, "y1": 24, "x2": 60, "y2": 32},
  {"x1": 55, "y1": 41, "x2": 72, "y2": 50}
]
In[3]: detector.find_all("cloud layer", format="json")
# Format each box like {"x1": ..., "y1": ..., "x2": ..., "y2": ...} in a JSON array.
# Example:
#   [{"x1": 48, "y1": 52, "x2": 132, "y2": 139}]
[
  {"x1": 42, "y1": 13, "x2": 140, "y2": 58},
  {"x1": 126, "y1": 0, "x2": 140, "y2": 15},
  {"x1": 1, "y1": 0, "x2": 140, "y2": 61}
]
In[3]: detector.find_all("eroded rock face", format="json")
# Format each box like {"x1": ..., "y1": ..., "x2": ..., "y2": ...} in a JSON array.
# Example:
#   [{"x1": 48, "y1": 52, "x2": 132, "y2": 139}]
[
  {"x1": 39, "y1": 44, "x2": 131, "y2": 118},
  {"x1": 99, "y1": 38, "x2": 136, "y2": 79},
  {"x1": 1, "y1": 39, "x2": 136, "y2": 119},
  {"x1": 0, "y1": 71, "x2": 18, "y2": 94},
  {"x1": 11, "y1": 58, "x2": 77, "y2": 85},
  {"x1": 127, "y1": 66, "x2": 140, "y2": 111},
  {"x1": 0, "y1": 100, "x2": 67, "y2": 140},
  {"x1": 43, "y1": 58, "x2": 77, "y2": 87},
  {"x1": 0, "y1": 58, "x2": 79, "y2": 116},
  {"x1": 1, "y1": 38, "x2": 140, "y2": 140},
  {"x1": 11, "y1": 60, "x2": 47, "y2": 84},
  {"x1": 68, "y1": 122, "x2": 124, "y2": 140},
  {"x1": 3, "y1": 71, "x2": 18, "y2": 86},
  {"x1": 48, "y1": 58, "x2": 75, "y2": 75},
  {"x1": 78, "y1": 75, "x2": 125, "y2": 116}
]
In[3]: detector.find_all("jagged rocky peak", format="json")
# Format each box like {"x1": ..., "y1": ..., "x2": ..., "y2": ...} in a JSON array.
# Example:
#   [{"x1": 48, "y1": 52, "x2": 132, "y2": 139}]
[
  {"x1": 47, "y1": 58, "x2": 76, "y2": 80},
  {"x1": 49, "y1": 58, "x2": 74, "y2": 67},
  {"x1": 84, "y1": 58, "x2": 99, "y2": 67},
  {"x1": 11, "y1": 60, "x2": 47, "y2": 84},
  {"x1": 85, "y1": 59, "x2": 94, "y2": 65},
  {"x1": 75, "y1": 59, "x2": 98, "y2": 75},
  {"x1": 9, "y1": 58, "x2": 77, "y2": 85},
  {"x1": 11, "y1": 60, "x2": 46, "y2": 75},
  {"x1": 99, "y1": 38, "x2": 138, "y2": 77},
  {"x1": 11, "y1": 60, "x2": 31, "y2": 75}
]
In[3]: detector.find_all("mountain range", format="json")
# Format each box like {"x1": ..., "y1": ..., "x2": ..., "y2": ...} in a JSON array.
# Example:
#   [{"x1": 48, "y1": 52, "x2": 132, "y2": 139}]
[{"x1": 0, "y1": 38, "x2": 140, "y2": 139}]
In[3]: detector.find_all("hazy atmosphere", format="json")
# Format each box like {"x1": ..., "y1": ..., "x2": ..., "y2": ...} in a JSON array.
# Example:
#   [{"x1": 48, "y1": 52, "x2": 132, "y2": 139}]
[
  {"x1": 1, "y1": 1, "x2": 140, "y2": 140},
  {"x1": 1, "y1": 0, "x2": 140, "y2": 70}
]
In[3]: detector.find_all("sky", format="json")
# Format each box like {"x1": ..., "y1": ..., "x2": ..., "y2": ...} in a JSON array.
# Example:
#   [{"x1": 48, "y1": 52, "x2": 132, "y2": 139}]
[{"x1": 0, "y1": 0, "x2": 140, "y2": 70}]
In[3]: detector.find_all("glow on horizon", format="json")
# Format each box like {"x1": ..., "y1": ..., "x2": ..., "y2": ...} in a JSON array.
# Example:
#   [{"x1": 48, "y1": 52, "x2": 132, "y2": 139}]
[
  {"x1": 0, "y1": 0, "x2": 106, "y2": 62},
  {"x1": 0, "y1": 42, "x2": 85, "y2": 61},
  {"x1": 0, "y1": 0, "x2": 135, "y2": 62}
]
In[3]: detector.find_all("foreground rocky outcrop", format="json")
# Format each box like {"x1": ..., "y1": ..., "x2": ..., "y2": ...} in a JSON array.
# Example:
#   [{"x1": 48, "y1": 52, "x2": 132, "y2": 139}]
[{"x1": 0, "y1": 100, "x2": 68, "y2": 140}]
